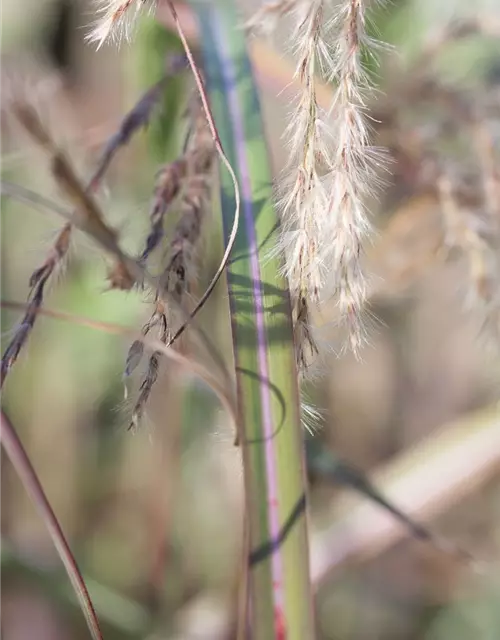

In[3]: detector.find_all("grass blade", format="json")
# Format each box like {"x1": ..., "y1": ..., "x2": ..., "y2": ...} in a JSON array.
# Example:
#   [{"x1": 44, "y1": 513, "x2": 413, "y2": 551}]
[
  {"x1": 0, "y1": 410, "x2": 103, "y2": 640},
  {"x1": 192, "y1": 2, "x2": 315, "y2": 637}
]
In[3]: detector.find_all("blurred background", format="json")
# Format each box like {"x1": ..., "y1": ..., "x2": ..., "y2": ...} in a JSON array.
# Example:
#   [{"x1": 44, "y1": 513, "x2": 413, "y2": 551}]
[{"x1": 2, "y1": 0, "x2": 500, "y2": 638}]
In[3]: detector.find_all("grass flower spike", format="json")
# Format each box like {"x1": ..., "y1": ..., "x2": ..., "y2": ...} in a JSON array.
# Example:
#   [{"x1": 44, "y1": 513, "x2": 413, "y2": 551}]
[
  {"x1": 251, "y1": 0, "x2": 387, "y2": 363},
  {"x1": 276, "y1": 0, "x2": 329, "y2": 371},
  {"x1": 325, "y1": 0, "x2": 385, "y2": 352}
]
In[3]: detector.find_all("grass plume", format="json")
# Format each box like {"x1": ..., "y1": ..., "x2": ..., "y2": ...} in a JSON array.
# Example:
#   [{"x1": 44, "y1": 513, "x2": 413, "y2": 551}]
[{"x1": 249, "y1": 0, "x2": 388, "y2": 368}]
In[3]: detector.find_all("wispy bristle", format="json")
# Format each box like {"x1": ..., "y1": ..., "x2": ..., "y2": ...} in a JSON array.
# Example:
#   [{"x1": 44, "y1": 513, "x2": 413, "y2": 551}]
[
  {"x1": 300, "y1": 396, "x2": 324, "y2": 434},
  {"x1": 87, "y1": 0, "x2": 156, "y2": 49}
]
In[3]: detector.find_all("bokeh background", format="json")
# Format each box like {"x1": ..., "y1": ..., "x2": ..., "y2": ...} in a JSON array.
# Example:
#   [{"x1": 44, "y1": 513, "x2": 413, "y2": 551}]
[{"x1": 2, "y1": 0, "x2": 500, "y2": 638}]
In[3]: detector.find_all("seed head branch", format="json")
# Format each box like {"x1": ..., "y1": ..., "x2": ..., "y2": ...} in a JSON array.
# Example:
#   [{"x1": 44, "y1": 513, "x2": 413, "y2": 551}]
[{"x1": 1, "y1": 93, "x2": 139, "y2": 385}]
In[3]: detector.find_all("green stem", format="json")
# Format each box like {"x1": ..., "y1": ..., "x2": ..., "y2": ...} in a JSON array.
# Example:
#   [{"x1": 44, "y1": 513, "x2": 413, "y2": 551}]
[{"x1": 191, "y1": 2, "x2": 315, "y2": 638}]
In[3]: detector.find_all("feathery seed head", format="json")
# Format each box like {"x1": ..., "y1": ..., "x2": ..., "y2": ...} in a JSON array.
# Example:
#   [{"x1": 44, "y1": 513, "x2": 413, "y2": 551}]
[{"x1": 262, "y1": 0, "x2": 388, "y2": 365}]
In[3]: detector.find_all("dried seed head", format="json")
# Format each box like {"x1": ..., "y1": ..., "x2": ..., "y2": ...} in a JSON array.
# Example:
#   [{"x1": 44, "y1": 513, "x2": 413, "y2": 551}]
[
  {"x1": 141, "y1": 92, "x2": 215, "y2": 266},
  {"x1": 159, "y1": 96, "x2": 215, "y2": 309},
  {"x1": 125, "y1": 92, "x2": 215, "y2": 430},
  {"x1": 141, "y1": 158, "x2": 188, "y2": 263},
  {"x1": 129, "y1": 351, "x2": 161, "y2": 431},
  {"x1": 438, "y1": 172, "x2": 500, "y2": 344},
  {"x1": 1, "y1": 286, "x2": 47, "y2": 386},
  {"x1": 125, "y1": 340, "x2": 145, "y2": 377},
  {"x1": 163, "y1": 175, "x2": 210, "y2": 299}
]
